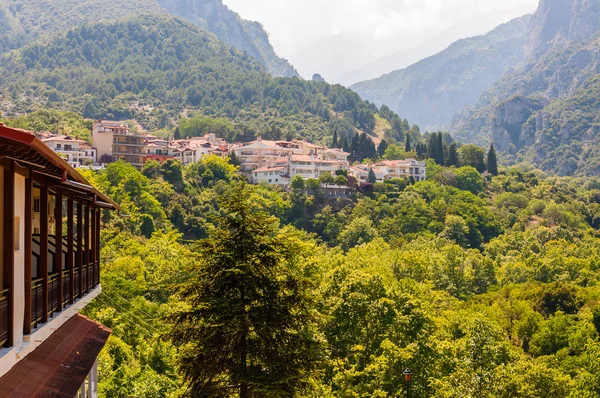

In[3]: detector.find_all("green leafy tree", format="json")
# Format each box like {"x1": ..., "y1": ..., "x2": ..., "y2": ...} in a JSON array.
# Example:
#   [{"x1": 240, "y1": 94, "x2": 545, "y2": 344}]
[
  {"x1": 459, "y1": 144, "x2": 486, "y2": 173},
  {"x1": 168, "y1": 184, "x2": 322, "y2": 397}
]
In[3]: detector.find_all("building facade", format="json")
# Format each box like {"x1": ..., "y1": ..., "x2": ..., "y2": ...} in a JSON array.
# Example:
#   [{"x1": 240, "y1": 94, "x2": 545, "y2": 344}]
[
  {"x1": 41, "y1": 135, "x2": 97, "y2": 169},
  {"x1": 93, "y1": 120, "x2": 146, "y2": 167},
  {"x1": 349, "y1": 159, "x2": 427, "y2": 183},
  {"x1": 0, "y1": 124, "x2": 118, "y2": 397}
]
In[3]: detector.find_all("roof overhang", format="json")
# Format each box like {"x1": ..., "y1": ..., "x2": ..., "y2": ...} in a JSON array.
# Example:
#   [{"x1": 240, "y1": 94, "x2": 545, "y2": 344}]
[{"x1": 0, "y1": 124, "x2": 119, "y2": 211}]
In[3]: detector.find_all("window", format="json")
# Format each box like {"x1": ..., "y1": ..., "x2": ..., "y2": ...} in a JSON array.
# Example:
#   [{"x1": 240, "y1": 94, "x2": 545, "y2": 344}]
[
  {"x1": 269, "y1": 179, "x2": 272, "y2": 183},
  {"x1": 33, "y1": 197, "x2": 41, "y2": 213},
  {"x1": 56, "y1": 144, "x2": 62, "y2": 149}
]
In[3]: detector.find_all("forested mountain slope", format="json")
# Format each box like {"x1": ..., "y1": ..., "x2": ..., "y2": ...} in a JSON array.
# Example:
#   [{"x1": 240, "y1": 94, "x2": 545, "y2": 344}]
[
  {"x1": 157, "y1": 0, "x2": 298, "y2": 77},
  {"x1": 451, "y1": 0, "x2": 600, "y2": 176},
  {"x1": 0, "y1": 0, "x2": 296, "y2": 78},
  {"x1": 0, "y1": 15, "x2": 402, "y2": 145},
  {"x1": 350, "y1": 16, "x2": 530, "y2": 131}
]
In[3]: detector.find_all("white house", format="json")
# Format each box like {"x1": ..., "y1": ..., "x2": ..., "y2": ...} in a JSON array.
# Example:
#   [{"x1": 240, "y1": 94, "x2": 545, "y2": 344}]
[{"x1": 41, "y1": 135, "x2": 97, "y2": 169}]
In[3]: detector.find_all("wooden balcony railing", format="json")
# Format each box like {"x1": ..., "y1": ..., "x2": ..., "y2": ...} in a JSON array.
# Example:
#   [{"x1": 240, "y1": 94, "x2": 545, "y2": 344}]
[
  {"x1": 31, "y1": 278, "x2": 44, "y2": 327},
  {"x1": 0, "y1": 289, "x2": 8, "y2": 347},
  {"x1": 30, "y1": 259, "x2": 100, "y2": 330}
]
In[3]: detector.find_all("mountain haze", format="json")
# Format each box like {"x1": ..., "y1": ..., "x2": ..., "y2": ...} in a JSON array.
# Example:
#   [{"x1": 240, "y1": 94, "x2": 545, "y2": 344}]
[{"x1": 351, "y1": 16, "x2": 531, "y2": 130}]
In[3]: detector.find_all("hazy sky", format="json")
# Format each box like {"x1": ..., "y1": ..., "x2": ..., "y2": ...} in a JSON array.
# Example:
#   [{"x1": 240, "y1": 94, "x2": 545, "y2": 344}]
[{"x1": 222, "y1": 0, "x2": 539, "y2": 61}]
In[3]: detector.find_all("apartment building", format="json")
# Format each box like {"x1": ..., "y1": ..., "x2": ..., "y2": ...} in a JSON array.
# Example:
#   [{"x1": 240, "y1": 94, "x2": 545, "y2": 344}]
[
  {"x1": 41, "y1": 135, "x2": 97, "y2": 169},
  {"x1": 349, "y1": 159, "x2": 427, "y2": 183},
  {"x1": 93, "y1": 120, "x2": 146, "y2": 167},
  {"x1": 236, "y1": 138, "x2": 350, "y2": 180},
  {"x1": 0, "y1": 124, "x2": 118, "y2": 396}
]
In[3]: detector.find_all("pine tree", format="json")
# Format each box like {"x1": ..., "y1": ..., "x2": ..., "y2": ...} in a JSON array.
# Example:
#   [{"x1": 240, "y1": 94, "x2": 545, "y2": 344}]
[
  {"x1": 332, "y1": 131, "x2": 338, "y2": 148},
  {"x1": 447, "y1": 143, "x2": 459, "y2": 167},
  {"x1": 405, "y1": 134, "x2": 411, "y2": 152},
  {"x1": 487, "y1": 143, "x2": 499, "y2": 176},
  {"x1": 169, "y1": 184, "x2": 322, "y2": 397}
]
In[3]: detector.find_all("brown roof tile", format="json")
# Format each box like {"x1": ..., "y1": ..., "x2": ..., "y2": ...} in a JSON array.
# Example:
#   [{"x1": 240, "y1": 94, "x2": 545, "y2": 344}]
[{"x1": 0, "y1": 314, "x2": 111, "y2": 397}]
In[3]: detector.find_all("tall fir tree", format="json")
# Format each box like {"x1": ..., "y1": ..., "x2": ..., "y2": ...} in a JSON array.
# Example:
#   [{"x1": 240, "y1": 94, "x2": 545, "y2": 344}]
[
  {"x1": 367, "y1": 167, "x2": 377, "y2": 183},
  {"x1": 405, "y1": 134, "x2": 411, "y2": 152},
  {"x1": 332, "y1": 131, "x2": 338, "y2": 148},
  {"x1": 487, "y1": 143, "x2": 499, "y2": 176},
  {"x1": 342, "y1": 137, "x2": 350, "y2": 153},
  {"x1": 169, "y1": 184, "x2": 322, "y2": 397},
  {"x1": 173, "y1": 126, "x2": 181, "y2": 140},
  {"x1": 447, "y1": 143, "x2": 459, "y2": 167}
]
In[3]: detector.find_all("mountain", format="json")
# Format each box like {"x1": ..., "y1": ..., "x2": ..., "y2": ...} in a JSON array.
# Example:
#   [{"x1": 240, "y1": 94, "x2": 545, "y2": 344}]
[
  {"x1": 0, "y1": 15, "x2": 396, "y2": 145},
  {"x1": 336, "y1": 14, "x2": 532, "y2": 87},
  {"x1": 156, "y1": 0, "x2": 298, "y2": 77},
  {"x1": 350, "y1": 16, "x2": 531, "y2": 131},
  {"x1": 451, "y1": 0, "x2": 600, "y2": 176},
  {"x1": 0, "y1": 0, "x2": 297, "y2": 78}
]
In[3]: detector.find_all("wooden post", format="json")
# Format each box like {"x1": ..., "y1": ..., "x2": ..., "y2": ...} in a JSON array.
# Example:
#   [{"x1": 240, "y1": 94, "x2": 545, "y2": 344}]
[
  {"x1": 67, "y1": 196, "x2": 74, "y2": 304},
  {"x1": 23, "y1": 176, "x2": 32, "y2": 335},
  {"x1": 76, "y1": 199, "x2": 83, "y2": 298},
  {"x1": 40, "y1": 180, "x2": 49, "y2": 324},
  {"x1": 96, "y1": 209, "x2": 101, "y2": 285},
  {"x1": 90, "y1": 205, "x2": 96, "y2": 288},
  {"x1": 84, "y1": 204, "x2": 90, "y2": 292},
  {"x1": 54, "y1": 190, "x2": 63, "y2": 312},
  {"x1": 3, "y1": 163, "x2": 15, "y2": 346}
]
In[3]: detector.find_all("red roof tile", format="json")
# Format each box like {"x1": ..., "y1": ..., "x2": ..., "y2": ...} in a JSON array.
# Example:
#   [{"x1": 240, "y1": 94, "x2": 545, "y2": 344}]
[{"x1": 0, "y1": 314, "x2": 111, "y2": 397}]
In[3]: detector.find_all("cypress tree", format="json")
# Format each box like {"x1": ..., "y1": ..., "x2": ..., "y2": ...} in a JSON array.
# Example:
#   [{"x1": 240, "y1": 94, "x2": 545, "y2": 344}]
[
  {"x1": 378, "y1": 139, "x2": 388, "y2": 158},
  {"x1": 350, "y1": 133, "x2": 360, "y2": 162},
  {"x1": 447, "y1": 143, "x2": 459, "y2": 167},
  {"x1": 437, "y1": 133, "x2": 445, "y2": 165},
  {"x1": 332, "y1": 131, "x2": 338, "y2": 148},
  {"x1": 174, "y1": 126, "x2": 181, "y2": 140},
  {"x1": 342, "y1": 137, "x2": 350, "y2": 153},
  {"x1": 405, "y1": 134, "x2": 411, "y2": 152},
  {"x1": 427, "y1": 134, "x2": 438, "y2": 161},
  {"x1": 487, "y1": 143, "x2": 499, "y2": 176}
]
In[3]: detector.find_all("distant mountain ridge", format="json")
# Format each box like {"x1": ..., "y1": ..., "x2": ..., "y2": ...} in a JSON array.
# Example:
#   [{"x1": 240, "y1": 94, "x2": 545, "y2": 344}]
[
  {"x1": 451, "y1": 0, "x2": 600, "y2": 176},
  {"x1": 350, "y1": 16, "x2": 531, "y2": 131},
  {"x1": 0, "y1": 0, "x2": 297, "y2": 78},
  {"x1": 157, "y1": 0, "x2": 298, "y2": 77}
]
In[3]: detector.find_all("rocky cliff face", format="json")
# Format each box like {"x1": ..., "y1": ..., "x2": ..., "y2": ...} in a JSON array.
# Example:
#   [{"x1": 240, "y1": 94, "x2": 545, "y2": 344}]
[
  {"x1": 452, "y1": 0, "x2": 600, "y2": 176},
  {"x1": 350, "y1": 16, "x2": 530, "y2": 131},
  {"x1": 157, "y1": 0, "x2": 298, "y2": 77},
  {"x1": 526, "y1": 0, "x2": 600, "y2": 59}
]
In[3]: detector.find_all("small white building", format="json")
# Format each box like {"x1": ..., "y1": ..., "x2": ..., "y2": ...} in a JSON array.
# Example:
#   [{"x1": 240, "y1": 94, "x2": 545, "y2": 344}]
[
  {"x1": 252, "y1": 166, "x2": 290, "y2": 186},
  {"x1": 41, "y1": 136, "x2": 97, "y2": 168},
  {"x1": 349, "y1": 159, "x2": 426, "y2": 183}
]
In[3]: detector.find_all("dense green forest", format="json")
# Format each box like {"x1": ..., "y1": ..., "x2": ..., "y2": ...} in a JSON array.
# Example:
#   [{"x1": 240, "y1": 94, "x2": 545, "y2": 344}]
[
  {"x1": 74, "y1": 150, "x2": 600, "y2": 397},
  {"x1": 0, "y1": 15, "x2": 414, "y2": 147}
]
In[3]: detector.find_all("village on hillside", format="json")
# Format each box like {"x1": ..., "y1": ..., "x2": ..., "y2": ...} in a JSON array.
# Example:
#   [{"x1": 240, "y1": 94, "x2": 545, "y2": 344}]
[{"x1": 36, "y1": 120, "x2": 426, "y2": 187}]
